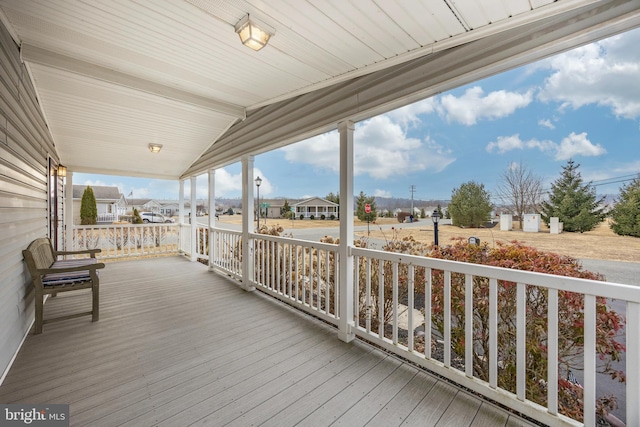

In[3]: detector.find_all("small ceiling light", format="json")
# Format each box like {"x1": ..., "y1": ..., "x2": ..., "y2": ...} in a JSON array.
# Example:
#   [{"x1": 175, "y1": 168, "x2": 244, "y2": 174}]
[
  {"x1": 57, "y1": 165, "x2": 67, "y2": 177},
  {"x1": 235, "y1": 14, "x2": 273, "y2": 51},
  {"x1": 149, "y1": 143, "x2": 163, "y2": 154}
]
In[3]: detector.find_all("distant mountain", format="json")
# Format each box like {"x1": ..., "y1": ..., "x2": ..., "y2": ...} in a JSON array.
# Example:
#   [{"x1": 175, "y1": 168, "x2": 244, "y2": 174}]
[{"x1": 374, "y1": 197, "x2": 448, "y2": 210}]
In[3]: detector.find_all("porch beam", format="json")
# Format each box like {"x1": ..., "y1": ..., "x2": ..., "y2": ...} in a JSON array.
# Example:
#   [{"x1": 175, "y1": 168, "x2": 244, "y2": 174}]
[
  {"x1": 20, "y1": 44, "x2": 246, "y2": 119},
  {"x1": 241, "y1": 156, "x2": 255, "y2": 291},
  {"x1": 338, "y1": 120, "x2": 355, "y2": 343}
]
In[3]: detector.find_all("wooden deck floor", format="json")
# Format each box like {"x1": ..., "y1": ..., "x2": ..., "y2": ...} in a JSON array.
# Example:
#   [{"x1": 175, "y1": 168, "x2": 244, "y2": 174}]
[{"x1": 0, "y1": 257, "x2": 535, "y2": 426}]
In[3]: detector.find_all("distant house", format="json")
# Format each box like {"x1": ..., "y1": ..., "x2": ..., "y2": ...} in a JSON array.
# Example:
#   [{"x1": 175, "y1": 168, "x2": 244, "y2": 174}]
[
  {"x1": 127, "y1": 198, "x2": 160, "y2": 214},
  {"x1": 294, "y1": 197, "x2": 339, "y2": 219},
  {"x1": 73, "y1": 185, "x2": 125, "y2": 224},
  {"x1": 126, "y1": 199, "x2": 194, "y2": 219}
]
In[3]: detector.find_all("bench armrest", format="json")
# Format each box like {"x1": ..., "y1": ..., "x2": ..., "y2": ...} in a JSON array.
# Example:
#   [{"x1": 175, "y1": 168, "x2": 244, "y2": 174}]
[
  {"x1": 39, "y1": 263, "x2": 106, "y2": 275},
  {"x1": 56, "y1": 248, "x2": 102, "y2": 257}
]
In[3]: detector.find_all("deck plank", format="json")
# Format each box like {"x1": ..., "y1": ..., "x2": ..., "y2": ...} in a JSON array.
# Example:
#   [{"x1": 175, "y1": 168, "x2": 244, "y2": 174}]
[
  {"x1": 0, "y1": 256, "x2": 534, "y2": 427},
  {"x1": 365, "y1": 370, "x2": 438, "y2": 426}
]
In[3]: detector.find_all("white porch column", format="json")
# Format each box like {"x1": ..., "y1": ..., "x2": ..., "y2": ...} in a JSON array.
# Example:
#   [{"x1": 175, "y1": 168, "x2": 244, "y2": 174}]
[
  {"x1": 208, "y1": 169, "x2": 216, "y2": 271},
  {"x1": 64, "y1": 171, "x2": 73, "y2": 251},
  {"x1": 338, "y1": 120, "x2": 355, "y2": 343},
  {"x1": 628, "y1": 302, "x2": 640, "y2": 426},
  {"x1": 179, "y1": 180, "x2": 185, "y2": 224},
  {"x1": 178, "y1": 179, "x2": 185, "y2": 254},
  {"x1": 241, "y1": 156, "x2": 255, "y2": 291},
  {"x1": 190, "y1": 176, "x2": 197, "y2": 262}
]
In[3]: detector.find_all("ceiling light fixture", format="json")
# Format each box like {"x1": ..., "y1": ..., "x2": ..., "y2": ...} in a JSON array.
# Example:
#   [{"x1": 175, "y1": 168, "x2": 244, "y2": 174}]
[
  {"x1": 234, "y1": 14, "x2": 273, "y2": 51},
  {"x1": 148, "y1": 143, "x2": 163, "y2": 153}
]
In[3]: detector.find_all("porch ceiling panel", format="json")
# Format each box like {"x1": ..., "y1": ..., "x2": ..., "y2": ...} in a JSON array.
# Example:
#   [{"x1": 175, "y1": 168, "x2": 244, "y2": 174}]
[{"x1": 0, "y1": 0, "x2": 638, "y2": 180}]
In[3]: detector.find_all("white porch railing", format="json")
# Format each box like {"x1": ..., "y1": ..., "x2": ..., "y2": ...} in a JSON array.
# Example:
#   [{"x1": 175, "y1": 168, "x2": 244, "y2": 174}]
[
  {"x1": 252, "y1": 234, "x2": 339, "y2": 325},
  {"x1": 349, "y1": 247, "x2": 639, "y2": 426},
  {"x1": 96, "y1": 213, "x2": 119, "y2": 222},
  {"x1": 210, "y1": 228, "x2": 243, "y2": 279},
  {"x1": 67, "y1": 224, "x2": 639, "y2": 426},
  {"x1": 72, "y1": 223, "x2": 180, "y2": 259}
]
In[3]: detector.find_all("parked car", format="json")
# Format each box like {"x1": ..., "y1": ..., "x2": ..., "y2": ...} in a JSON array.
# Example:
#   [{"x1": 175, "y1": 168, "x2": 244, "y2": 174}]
[{"x1": 140, "y1": 212, "x2": 174, "y2": 223}]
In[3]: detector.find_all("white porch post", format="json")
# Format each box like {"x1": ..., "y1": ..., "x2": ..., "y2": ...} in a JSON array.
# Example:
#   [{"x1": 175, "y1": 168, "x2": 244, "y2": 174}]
[
  {"x1": 628, "y1": 302, "x2": 640, "y2": 426},
  {"x1": 179, "y1": 180, "x2": 185, "y2": 224},
  {"x1": 241, "y1": 156, "x2": 255, "y2": 291},
  {"x1": 64, "y1": 170, "x2": 73, "y2": 251},
  {"x1": 178, "y1": 179, "x2": 185, "y2": 254},
  {"x1": 338, "y1": 120, "x2": 355, "y2": 342},
  {"x1": 208, "y1": 169, "x2": 216, "y2": 271},
  {"x1": 190, "y1": 176, "x2": 197, "y2": 262}
]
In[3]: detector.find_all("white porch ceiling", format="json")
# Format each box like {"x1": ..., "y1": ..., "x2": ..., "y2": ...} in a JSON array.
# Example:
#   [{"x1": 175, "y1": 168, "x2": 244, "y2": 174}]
[{"x1": 0, "y1": 0, "x2": 638, "y2": 179}]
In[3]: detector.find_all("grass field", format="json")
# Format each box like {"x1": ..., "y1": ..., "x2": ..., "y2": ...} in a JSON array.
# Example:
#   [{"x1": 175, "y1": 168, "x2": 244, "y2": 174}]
[{"x1": 218, "y1": 216, "x2": 640, "y2": 262}]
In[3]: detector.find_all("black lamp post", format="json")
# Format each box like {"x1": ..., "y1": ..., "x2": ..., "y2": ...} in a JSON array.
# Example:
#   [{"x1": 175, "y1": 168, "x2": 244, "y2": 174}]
[
  {"x1": 255, "y1": 176, "x2": 262, "y2": 231},
  {"x1": 431, "y1": 209, "x2": 440, "y2": 247}
]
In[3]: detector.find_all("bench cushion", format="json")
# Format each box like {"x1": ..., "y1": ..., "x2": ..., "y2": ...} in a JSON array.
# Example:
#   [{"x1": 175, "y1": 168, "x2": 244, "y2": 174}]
[{"x1": 42, "y1": 258, "x2": 99, "y2": 287}]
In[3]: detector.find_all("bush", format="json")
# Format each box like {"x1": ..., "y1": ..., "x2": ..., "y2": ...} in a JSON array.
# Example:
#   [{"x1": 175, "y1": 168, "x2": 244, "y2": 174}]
[
  {"x1": 426, "y1": 239, "x2": 625, "y2": 421},
  {"x1": 300, "y1": 214, "x2": 304, "y2": 220},
  {"x1": 330, "y1": 214, "x2": 336, "y2": 220},
  {"x1": 310, "y1": 215, "x2": 315, "y2": 220},
  {"x1": 320, "y1": 214, "x2": 326, "y2": 220}
]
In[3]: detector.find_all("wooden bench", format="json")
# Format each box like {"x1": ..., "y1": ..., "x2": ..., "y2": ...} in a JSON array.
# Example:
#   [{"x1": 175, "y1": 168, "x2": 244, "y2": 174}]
[{"x1": 23, "y1": 238, "x2": 105, "y2": 334}]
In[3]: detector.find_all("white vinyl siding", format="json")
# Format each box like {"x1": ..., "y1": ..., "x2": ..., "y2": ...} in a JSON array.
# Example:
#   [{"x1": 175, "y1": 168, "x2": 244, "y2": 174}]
[{"x1": 0, "y1": 20, "x2": 59, "y2": 379}]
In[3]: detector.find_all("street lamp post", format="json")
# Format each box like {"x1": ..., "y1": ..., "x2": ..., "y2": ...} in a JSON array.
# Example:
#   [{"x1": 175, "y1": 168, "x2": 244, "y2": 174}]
[
  {"x1": 431, "y1": 209, "x2": 440, "y2": 247},
  {"x1": 255, "y1": 176, "x2": 262, "y2": 231}
]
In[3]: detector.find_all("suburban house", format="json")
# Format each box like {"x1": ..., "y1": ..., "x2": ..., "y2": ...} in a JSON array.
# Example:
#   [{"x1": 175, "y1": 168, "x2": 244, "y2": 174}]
[
  {"x1": 294, "y1": 197, "x2": 339, "y2": 219},
  {"x1": 126, "y1": 199, "x2": 198, "y2": 219},
  {"x1": 72, "y1": 185, "x2": 126, "y2": 224},
  {"x1": 1, "y1": 2, "x2": 639, "y2": 426}
]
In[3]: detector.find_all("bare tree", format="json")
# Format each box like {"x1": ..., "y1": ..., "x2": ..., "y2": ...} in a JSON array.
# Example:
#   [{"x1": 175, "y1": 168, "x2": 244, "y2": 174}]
[{"x1": 495, "y1": 162, "x2": 543, "y2": 229}]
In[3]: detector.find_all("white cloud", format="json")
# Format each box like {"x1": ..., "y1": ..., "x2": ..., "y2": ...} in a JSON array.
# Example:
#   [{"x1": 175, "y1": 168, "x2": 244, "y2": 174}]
[
  {"x1": 538, "y1": 119, "x2": 555, "y2": 129},
  {"x1": 200, "y1": 168, "x2": 273, "y2": 197},
  {"x1": 554, "y1": 132, "x2": 606, "y2": 160},
  {"x1": 281, "y1": 115, "x2": 455, "y2": 180},
  {"x1": 486, "y1": 134, "x2": 554, "y2": 154},
  {"x1": 385, "y1": 98, "x2": 438, "y2": 129},
  {"x1": 538, "y1": 28, "x2": 640, "y2": 119},
  {"x1": 486, "y1": 132, "x2": 605, "y2": 161},
  {"x1": 374, "y1": 189, "x2": 392, "y2": 198},
  {"x1": 439, "y1": 86, "x2": 533, "y2": 125}
]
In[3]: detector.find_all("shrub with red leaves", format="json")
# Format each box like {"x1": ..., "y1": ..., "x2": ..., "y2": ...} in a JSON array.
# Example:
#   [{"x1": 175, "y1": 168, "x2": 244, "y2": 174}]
[{"x1": 425, "y1": 238, "x2": 626, "y2": 422}]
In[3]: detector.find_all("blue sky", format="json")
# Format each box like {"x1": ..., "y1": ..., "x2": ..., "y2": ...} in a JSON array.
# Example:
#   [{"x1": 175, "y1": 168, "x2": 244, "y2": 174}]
[{"x1": 76, "y1": 28, "x2": 640, "y2": 203}]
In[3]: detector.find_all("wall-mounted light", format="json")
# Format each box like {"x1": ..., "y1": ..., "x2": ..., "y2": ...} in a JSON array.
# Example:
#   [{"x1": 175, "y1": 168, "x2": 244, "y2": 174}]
[
  {"x1": 57, "y1": 165, "x2": 67, "y2": 177},
  {"x1": 235, "y1": 14, "x2": 273, "y2": 51},
  {"x1": 149, "y1": 143, "x2": 163, "y2": 153}
]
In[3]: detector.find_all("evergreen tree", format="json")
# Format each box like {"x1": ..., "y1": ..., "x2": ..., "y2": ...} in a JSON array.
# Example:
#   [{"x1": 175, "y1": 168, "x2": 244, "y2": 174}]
[
  {"x1": 609, "y1": 176, "x2": 640, "y2": 237},
  {"x1": 80, "y1": 186, "x2": 98, "y2": 225},
  {"x1": 281, "y1": 199, "x2": 291, "y2": 217},
  {"x1": 448, "y1": 181, "x2": 492, "y2": 227},
  {"x1": 132, "y1": 207, "x2": 143, "y2": 224},
  {"x1": 355, "y1": 191, "x2": 376, "y2": 221},
  {"x1": 325, "y1": 192, "x2": 339, "y2": 204},
  {"x1": 540, "y1": 160, "x2": 605, "y2": 232}
]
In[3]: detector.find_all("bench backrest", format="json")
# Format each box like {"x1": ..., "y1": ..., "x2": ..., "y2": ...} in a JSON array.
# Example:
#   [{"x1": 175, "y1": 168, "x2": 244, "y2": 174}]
[{"x1": 23, "y1": 238, "x2": 56, "y2": 273}]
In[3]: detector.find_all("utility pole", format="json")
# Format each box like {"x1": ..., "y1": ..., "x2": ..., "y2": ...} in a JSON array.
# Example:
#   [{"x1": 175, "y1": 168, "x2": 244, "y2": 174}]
[{"x1": 409, "y1": 185, "x2": 416, "y2": 216}]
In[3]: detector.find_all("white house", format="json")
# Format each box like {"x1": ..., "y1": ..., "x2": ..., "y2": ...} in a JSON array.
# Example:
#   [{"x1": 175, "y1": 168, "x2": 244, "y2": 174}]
[
  {"x1": 294, "y1": 197, "x2": 339, "y2": 220},
  {"x1": 72, "y1": 185, "x2": 125, "y2": 224}
]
